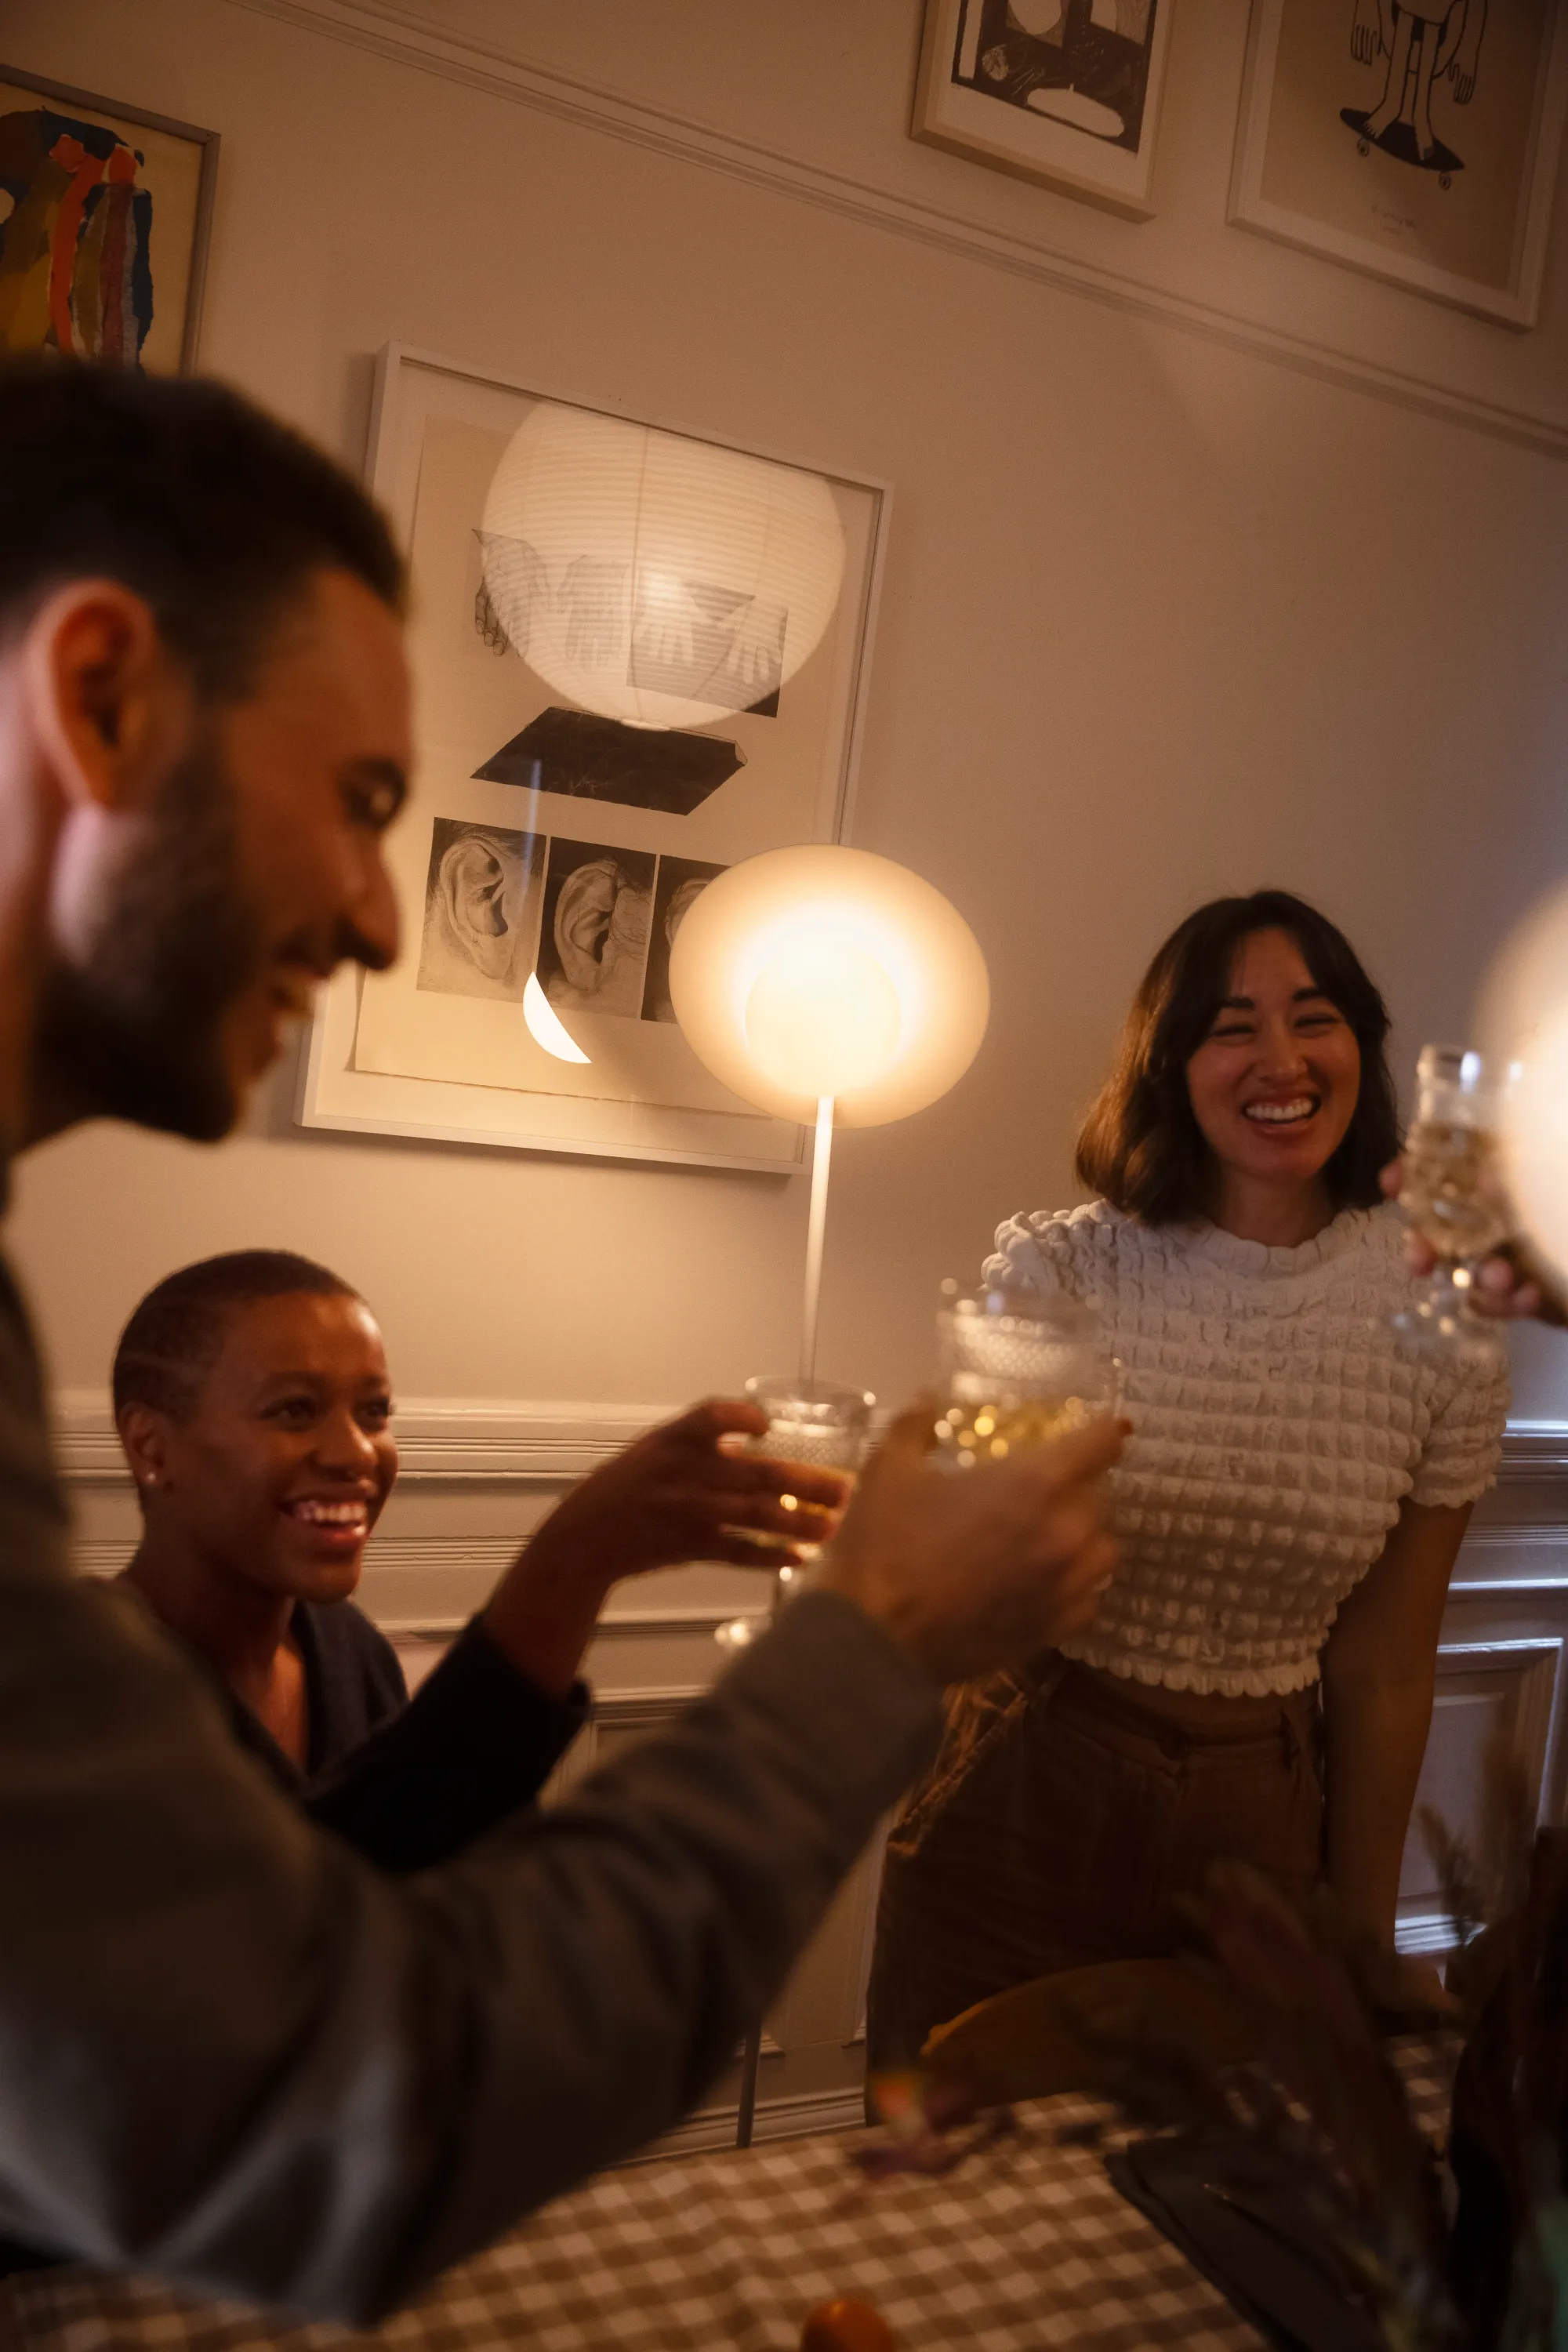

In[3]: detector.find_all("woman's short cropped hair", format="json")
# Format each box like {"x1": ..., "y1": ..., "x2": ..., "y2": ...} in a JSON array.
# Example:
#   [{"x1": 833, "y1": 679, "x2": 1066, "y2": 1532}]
[
  {"x1": 1074, "y1": 890, "x2": 1399, "y2": 1226},
  {"x1": 113, "y1": 1250, "x2": 360, "y2": 1423}
]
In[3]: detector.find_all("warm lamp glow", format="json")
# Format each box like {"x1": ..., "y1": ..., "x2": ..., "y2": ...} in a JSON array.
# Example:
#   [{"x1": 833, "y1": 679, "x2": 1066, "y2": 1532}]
[
  {"x1": 481, "y1": 404, "x2": 847, "y2": 731},
  {"x1": 1483, "y1": 883, "x2": 1568, "y2": 1282},
  {"x1": 523, "y1": 971, "x2": 590, "y2": 1065},
  {"x1": 744, "y1": 937, "x2": 902, "y2": 1099},
  {"x1": 669, "y1": 845, "x2": 989, "y2": 1127}
]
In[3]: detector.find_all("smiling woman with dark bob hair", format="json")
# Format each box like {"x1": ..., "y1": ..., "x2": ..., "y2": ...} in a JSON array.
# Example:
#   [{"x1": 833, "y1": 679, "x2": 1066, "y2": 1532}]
[
  {"x1": 868, "y1": 888, "x2": 1508, "y2": 2071},
  {"x1": 1076, "y1": 890, "x2": 1401, "y2": 1225}
]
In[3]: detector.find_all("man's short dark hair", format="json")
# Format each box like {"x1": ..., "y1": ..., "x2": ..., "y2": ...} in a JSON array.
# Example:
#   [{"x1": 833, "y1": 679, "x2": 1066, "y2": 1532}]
[
  {"x1": 113, "y1": 1250, "x2": 361, "y2": 1422},
  {"x1": 0, "y1": 358, "x2": 405, "y2": 697},
  {"x1": 1075, "y1": 888, "x2": 1400, "y2": 1225}
]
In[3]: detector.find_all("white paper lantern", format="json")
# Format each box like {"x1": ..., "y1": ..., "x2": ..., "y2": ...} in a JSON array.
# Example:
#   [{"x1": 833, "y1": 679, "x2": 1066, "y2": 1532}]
[
  {"x1": 481, "y1": 404, "x2": 847, "y2": 731},
  {"x1": 1483, "y1": 882, "x2": 1568, "y2": 1283},
  {"x1": 668, "y1": 845, "x2": 990, "y2": 1128}
]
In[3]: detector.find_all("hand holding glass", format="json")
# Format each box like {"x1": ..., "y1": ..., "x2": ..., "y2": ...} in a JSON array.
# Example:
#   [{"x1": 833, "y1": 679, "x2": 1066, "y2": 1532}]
[
  {"x1": 934, "y1": 1282, "x2": 1120, "y2": 1468},
  {"x1": 715, "y1": 1377, "x2": 873, "y2": 1653},
  {"x1": 1392, "y1": 1045, "x2": 1513, "y2": 1360}
]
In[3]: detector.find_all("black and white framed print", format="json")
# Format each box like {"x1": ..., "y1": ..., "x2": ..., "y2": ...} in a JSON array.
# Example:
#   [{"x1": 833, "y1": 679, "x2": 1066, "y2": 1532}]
[
  {"x1": 911, "y1": 0, "x2": 1174, "y2": 220},
  {"x1": 297, "y1": 347, "x2": 889, "y2": 1173}
]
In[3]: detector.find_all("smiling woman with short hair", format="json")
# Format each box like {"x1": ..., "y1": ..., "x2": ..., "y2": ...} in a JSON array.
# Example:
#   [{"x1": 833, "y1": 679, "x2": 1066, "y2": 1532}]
[
  {"x1": 114, "y1": 1251, "x2": 407, "y2": 1783},
  {"x1": 868, "y1": 888, "x2": 1509, "y2": 2070}
]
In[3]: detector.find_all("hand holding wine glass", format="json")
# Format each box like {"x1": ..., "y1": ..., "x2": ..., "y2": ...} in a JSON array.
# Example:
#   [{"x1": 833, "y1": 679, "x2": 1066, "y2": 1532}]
[
  {"x1": 1388, "y1": 1046, "x2": 1519, "y2": 1359},
  {"x1": 1384, "y1": 1158, "x2": 1568, "y2": 1327}
]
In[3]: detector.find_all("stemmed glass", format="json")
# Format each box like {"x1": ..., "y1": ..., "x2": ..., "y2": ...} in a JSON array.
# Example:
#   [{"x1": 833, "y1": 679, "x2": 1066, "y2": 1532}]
[
  {"x1": 933, "y1": 1280, "x2": 1120, "y2": 1466},
  {"x1": 1391, "y1": 1044, "x2": 1514, "y2": 1362},
  {"x1": 713, "y1": 1375, "x2": 873, "y2": 1655}
]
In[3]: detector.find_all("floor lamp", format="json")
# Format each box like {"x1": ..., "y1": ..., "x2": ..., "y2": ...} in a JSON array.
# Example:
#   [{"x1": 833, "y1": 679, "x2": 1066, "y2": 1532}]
[{"x1": 669, "y1": 843, "x2": 990, "y2": 2144}]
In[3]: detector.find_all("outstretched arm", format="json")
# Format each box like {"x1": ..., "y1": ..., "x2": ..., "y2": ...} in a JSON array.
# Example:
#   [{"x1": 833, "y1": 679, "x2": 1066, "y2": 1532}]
[
  {"x1": 0, "y1": 1305, "x2": 1120, "y2": 2325},
  {"x1": 307, "y1": 1399, "x2": 851, "y2": 1871}
]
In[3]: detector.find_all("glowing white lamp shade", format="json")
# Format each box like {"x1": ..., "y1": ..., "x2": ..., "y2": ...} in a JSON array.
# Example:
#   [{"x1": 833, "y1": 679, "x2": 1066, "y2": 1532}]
[
  {"x1": 1485, "y1": 883, "x2": 1568, "y2": 1282},
  {"x1": 481, "y1": 404, "x2": 847, "y2": 731},
  {"x1": 668, "y1": 846, "x2": 989, "y2": 1128}
]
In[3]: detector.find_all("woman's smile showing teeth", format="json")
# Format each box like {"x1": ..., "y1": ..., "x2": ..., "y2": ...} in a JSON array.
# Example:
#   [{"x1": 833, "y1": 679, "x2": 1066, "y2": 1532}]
[
  {"x1": 286, "y1": 1497, "x2": 369, "y2": 1535},
  {"x1": 1243, "y1": 1096, "x2": 1319, "y2": 1127}
]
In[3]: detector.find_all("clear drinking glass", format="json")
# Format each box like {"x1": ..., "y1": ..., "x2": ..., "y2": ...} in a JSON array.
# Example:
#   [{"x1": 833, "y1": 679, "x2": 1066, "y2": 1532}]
[
  {"x1": 713, "y1": 1376, "x2": 874, "y2": 1654},
  {"x1": 934, "y1": 1280, "x2": 1120, "y2": 1468},
  {"x1": 1392, "y1": 1044, "x2": 1513, "y2": 1362}
]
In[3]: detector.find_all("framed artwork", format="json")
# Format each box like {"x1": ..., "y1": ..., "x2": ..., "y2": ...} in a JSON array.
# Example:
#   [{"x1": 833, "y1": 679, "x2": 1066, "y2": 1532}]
[
  {"x1": 911, "y1": 0, "x2": 1174, "y2": 220},
  {"x1": 297, "y1": 346, "x2": 889, "y2": 1173},
  {"x1": 1230, "y1": 1, "x2": 1568, "y2": 328},
  {"x1": 0, "y1": 65, "x2": 217, "y2": 370}
]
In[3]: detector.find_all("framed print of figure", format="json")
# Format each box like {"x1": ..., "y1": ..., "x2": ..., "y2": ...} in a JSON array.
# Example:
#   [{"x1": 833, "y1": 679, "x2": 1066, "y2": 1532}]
[
  {"x1": 297, "y1": 346, "x2": 889, "y2": 1174},
  {"x1": 0, "y1": 64, "x2": 217, "y2": 370},
  {"x1": 1230, "y1": 0, "x2": 1568, "y2": 326},
  {"x1": 911, "y1": 0, "x2": 1175, "y2": 220}
]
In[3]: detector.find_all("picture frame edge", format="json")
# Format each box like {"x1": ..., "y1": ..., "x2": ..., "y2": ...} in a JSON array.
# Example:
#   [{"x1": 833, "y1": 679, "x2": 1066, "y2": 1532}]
[
  {"x1": 904, "y1": 0, "x2": 1167, "y2": 223},
  {"x1": 0, "y1": 61, "x2": 220, "y2": 374},
  {"x1": 1221, "y1": 0, "x2": 1564, "y2": 332}
]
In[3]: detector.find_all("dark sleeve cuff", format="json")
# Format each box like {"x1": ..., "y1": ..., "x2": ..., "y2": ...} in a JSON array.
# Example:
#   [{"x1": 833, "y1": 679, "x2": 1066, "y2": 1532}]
[{"x1": 307, "y1": 1618, "x2": 588, "y2": 1872}]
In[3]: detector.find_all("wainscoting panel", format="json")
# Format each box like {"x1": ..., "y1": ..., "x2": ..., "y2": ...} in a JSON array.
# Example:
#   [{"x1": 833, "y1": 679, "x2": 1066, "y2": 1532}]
[{"x1": 59, "y1": 1394, "x2": 1568, "y2": 2140}]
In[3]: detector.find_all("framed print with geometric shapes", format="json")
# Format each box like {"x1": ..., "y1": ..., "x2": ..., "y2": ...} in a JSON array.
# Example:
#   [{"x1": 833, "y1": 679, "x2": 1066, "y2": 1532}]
[{"x1": 297, "y1": 346, "x2": 889, "y2": 1173}]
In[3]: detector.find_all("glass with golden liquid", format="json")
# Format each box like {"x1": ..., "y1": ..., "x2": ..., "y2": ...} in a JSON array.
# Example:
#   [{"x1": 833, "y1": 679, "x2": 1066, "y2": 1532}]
[
  {"x1": 1392, "y1": 1045, "x2": 1513, "y2": 1362},
  {"x1": 934, "y1": 1283, "x2": 1119, "y2": 1469},
  {"x1": 714, "y1": 1376, "x2": 873, "y2": 1653}
]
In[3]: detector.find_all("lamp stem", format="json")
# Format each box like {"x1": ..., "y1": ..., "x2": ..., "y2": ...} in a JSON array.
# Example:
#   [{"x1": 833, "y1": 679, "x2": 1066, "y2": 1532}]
[{"x1": 800, "y1": 1095, "x2": 835, "y2": 1386}]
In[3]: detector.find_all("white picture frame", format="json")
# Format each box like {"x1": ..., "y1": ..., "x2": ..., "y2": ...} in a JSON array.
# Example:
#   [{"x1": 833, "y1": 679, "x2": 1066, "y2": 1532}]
[
  {"x1": 911, "y1": 0, "x2": 1175, "y2": 222},
  {"x1": 297, "y1": 346, "x2": 890, "y2": 1173},
  {"x1": 1229, "y1": 0, "x2": 1568, "y2": 328}
]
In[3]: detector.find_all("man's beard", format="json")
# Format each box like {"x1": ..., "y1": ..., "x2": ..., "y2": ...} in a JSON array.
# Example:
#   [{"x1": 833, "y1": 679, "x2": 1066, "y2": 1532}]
[{"x1": 32, "y1": 731, "x2": 263, "y2": 1143}]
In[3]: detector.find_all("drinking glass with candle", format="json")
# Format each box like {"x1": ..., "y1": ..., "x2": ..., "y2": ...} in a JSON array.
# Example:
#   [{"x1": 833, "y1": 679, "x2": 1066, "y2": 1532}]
[
  {"x1": 714, "y1": 1376, "x2": 873, "y2": 1653},
  {"x1": 1392, "y1": 1044, "x2": 1514, "y2": 1362},
  {"x1": 934, "y1": 1281, "x2": 1119, "y2": 1468}
]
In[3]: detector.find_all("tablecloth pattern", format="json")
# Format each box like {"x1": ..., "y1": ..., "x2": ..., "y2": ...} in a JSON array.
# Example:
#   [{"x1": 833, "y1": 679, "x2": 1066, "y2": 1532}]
[{"x1": 0, "y1": 2041, "x2": 1453, "y2": 2352}]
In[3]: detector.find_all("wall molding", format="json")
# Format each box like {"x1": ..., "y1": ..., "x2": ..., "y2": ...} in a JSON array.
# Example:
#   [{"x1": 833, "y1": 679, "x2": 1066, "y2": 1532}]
[
  {"x1": 57, "y1": 1392, "x2": 1568, "y2": 1492},
  {"x1": 627, "y1": 2084, "x2": 865, "y2": 2166},
  {"x1": 53, "y1": 1392, "x2": 670, "y2": 1487},
  {"x1": 226, "y1": 0, "x2": 1568, "y2": 463}
]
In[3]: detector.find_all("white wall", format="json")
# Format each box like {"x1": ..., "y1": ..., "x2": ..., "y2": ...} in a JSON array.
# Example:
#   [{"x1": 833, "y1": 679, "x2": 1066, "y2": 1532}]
[{"x1": 9, "y1": 0, "x2": 1568, "y2": 1421}]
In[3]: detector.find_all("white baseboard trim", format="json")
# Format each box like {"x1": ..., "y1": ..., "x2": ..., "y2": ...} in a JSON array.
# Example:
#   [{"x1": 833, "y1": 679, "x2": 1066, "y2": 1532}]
[
  {"x1": 1396, "y1": 1913, "x2": 1459, "y2": 1959},
  {"x1": 623, "y1": 2084, "x2": 866, "y2": 2166}
]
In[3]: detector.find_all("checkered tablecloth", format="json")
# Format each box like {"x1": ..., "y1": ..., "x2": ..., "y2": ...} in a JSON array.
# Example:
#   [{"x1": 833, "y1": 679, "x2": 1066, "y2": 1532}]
[{"x1": 0, "y1": 2042, "x2": 1454, "y2": 2352}]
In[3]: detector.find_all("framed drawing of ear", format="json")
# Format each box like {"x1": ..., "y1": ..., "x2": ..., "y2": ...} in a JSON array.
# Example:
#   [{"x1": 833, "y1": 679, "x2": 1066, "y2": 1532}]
[{"x1": 296, "y1": 346, "x2": 889, "y2": 1174}]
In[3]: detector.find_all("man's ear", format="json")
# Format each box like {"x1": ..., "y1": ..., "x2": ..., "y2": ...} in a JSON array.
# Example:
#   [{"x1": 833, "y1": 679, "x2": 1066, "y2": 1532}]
[
  {"x1": 117, "y1": 1400, "x2": 176, "y2": 1497},
  {"x1": 21, "y1": 580, "x2": 194, "y2": 818}
]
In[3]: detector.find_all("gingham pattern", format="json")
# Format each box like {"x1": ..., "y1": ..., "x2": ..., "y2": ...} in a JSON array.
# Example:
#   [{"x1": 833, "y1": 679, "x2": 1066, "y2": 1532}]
[{"x1": 0, "y1": 2043, "x2": 1452, "y2": 2352}]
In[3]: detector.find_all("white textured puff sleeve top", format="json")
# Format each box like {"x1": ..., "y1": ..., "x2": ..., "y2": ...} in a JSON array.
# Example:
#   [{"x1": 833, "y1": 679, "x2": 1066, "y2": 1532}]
[{"x1": 984, "y1": 1200, "x2": 1509, "y2": 1698}]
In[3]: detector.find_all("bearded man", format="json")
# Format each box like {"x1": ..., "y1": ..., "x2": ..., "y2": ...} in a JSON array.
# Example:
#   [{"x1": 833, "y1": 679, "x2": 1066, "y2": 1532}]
[{"x1": 0, "y1": 358, "x2": 1120, "y2": 2321}]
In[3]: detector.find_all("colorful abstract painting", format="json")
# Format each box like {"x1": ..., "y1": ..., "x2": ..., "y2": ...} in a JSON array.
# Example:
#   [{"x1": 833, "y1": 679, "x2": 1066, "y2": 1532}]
[{"x1": 0, "y1": 70, "x2": 216, "y2": 372}]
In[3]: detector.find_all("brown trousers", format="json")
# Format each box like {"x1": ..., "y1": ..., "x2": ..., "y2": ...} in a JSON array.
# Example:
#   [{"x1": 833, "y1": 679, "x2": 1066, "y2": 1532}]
[{"x1": 866, "y1": 1654, "x2": 1324, "y2": 2073}]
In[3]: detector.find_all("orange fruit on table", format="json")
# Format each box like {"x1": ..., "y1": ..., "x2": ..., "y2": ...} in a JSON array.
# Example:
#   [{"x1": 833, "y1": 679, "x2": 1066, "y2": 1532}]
[{"x1": 800, "y1": 2296, "x2": 898, "y2": 2352}]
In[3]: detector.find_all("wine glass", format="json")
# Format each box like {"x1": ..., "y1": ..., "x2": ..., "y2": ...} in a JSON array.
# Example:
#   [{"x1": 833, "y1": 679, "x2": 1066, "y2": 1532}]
[
  {"x1": 1392, "y1": 1044, "x2": 1513, "y2": 1362},
  {"x1": 933, "y1": 1280, "x2": 1120, "y2": 1467},
  {"x1": 713, "y1": 1376, "x2": 874, "y2": 1653}
]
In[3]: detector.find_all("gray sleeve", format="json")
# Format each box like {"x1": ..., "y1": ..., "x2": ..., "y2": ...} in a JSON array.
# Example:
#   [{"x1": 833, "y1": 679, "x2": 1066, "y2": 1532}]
[{"x1": 0, "y1": 1566, "x2": 938, "y2": 2321}]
